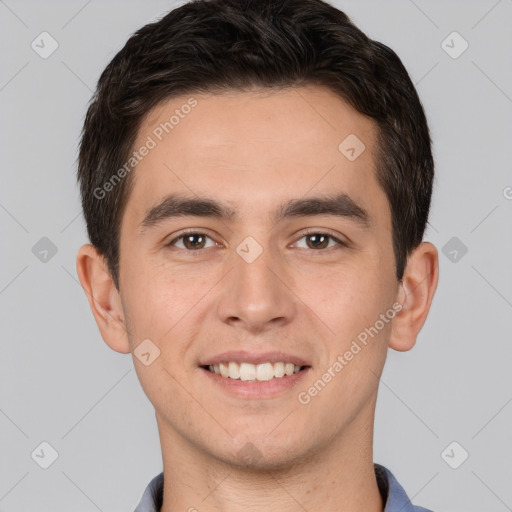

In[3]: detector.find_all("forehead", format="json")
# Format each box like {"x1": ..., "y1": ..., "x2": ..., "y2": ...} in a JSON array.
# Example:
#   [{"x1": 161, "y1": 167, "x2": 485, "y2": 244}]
[{"x1": 123, "y1": 86, "x2": 390, "y2": 233}]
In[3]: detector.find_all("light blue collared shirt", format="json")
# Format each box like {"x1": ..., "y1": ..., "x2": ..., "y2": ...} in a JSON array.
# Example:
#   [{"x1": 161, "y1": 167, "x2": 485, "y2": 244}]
[{"x1": 134, "y1": 463, "x2": 434, "y2": 511}]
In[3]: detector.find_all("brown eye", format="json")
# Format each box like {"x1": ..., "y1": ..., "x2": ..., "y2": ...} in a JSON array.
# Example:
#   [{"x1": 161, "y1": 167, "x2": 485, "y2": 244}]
[
  {"x1": 305, "y1": 233, "x2": 330, "y2": 249},
  {"x1": 168, "y1": 232, "x2": 215, "y2": 251},
  {"x1": 294, "y1": 232, "x2": 346, "y2": 250}
]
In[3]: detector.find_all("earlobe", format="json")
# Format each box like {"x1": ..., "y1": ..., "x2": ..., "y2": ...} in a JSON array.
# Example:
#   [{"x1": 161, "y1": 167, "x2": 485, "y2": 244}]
[
  {"x1": 76, "y1": 243, "x2": 131, "y2": 354},
  {"x1": 388, "y1": 242, "x2": 439, "y2": 352}
]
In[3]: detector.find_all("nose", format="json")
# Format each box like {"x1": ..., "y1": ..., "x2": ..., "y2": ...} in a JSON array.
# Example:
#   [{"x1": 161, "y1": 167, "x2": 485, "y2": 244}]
[{"x1": 215, "y1": 239, "x2": 297, "y2": 333}]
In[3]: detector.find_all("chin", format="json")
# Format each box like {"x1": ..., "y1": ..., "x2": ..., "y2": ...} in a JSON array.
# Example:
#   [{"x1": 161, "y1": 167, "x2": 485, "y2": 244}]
[{"x1": 209, "y1": 434, "x2": 313, "y2": 472}]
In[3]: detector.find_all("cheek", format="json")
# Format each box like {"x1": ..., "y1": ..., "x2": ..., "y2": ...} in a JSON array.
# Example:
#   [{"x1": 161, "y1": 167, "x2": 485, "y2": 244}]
[
  {"x1": 305, "y1": 265, "x2": 396, "y2": 398},
  {"x1": 300, "y1": 257, "x2": 391, "y2": 334},
  {"x1": 301, "y1": 265, "x2": 393, "y2": 414},
  {"x1": 121, "y1": 255, "x2": 212, "y2": 347},
  {"x1": 120, "y1": 256, "x2": 171, "y2": 342}
]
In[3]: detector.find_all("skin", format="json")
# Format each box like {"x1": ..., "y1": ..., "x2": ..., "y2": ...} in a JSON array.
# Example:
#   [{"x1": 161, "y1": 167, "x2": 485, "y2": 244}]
[{"x1": 76, "y1": 85, "x2": 438, "y2": 512}]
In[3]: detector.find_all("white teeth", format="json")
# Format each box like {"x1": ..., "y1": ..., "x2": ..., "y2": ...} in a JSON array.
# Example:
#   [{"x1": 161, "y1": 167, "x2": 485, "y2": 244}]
[
  {"x1": 240, "y1": 362, "x2": 257, "y2": 381},
  {"x1": 285, "y1": 363, "x2": 295, "y2": 376},
  {"x1": 228, "y1": 361, "x2": 240, "y2": 379},
  {"x1": 256, "y1": 363, "x2": 274, "y2": 381},
  {"x1": 274, "y1": 362, "x2": 285, "y2": 378},
  {"x1": 219, "y1": 362, "x2": 229, "y2": 378},
  {"x1": 207, "y1": 361, "x2": 303, "y2": 381}
]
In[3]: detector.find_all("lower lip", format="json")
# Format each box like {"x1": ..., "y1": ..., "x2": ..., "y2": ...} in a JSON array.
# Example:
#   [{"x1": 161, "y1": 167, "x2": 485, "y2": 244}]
[{"x1": 200, "y1": 367, "x2": 311, "y2": 399}]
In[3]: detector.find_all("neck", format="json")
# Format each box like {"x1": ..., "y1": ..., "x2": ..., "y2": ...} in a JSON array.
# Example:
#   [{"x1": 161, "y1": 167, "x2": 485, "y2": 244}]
[{"x1": 156, "y1": 404, "x2": 384, "y2": 512}]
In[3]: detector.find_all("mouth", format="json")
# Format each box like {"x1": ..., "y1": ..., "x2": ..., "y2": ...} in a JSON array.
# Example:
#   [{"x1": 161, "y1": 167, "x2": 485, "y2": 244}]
[
  {"x1": 200, "y1": 361, "x2": 310, "y2": 382},
  {"x1": 197, "y1": 351, "x2": 312, "y2": 398}
]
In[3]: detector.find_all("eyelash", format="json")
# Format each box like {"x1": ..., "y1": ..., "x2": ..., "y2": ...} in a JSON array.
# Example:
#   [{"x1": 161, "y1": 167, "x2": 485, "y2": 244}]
[{"x1": 166, "y1": 229, "x2": 348, "y2": 253}]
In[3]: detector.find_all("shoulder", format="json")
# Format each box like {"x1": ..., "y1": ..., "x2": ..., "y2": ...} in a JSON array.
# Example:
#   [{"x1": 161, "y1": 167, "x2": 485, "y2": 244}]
[
  {"x1": 133, "y1": 472, "x2": 164, "y2": 512},
  {"x1": 374, "y1": 463, "x2": 435, "y2": 512}
]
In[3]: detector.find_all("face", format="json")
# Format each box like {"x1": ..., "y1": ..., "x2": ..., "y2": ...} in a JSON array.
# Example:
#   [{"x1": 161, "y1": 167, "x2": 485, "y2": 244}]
[{"x1": 116, "y1": 86, "x2": 400, "y2": 468}]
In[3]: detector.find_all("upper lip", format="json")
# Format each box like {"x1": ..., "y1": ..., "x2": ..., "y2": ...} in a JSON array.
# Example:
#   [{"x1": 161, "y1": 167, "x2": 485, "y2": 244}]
[{"x1": 199, "y1": 350, "x2": 311, "y2": 367}]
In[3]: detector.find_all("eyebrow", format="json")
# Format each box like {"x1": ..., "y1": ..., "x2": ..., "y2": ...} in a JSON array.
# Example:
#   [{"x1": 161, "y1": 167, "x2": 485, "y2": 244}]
[{"x1": 138, "y1": 192, "x2": 372, "y2": 234}]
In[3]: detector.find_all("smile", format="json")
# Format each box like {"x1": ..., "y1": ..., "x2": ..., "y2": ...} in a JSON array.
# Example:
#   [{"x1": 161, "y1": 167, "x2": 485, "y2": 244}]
[{"x1": 206, "y1": 361, "x2": 305, "y2": 381}]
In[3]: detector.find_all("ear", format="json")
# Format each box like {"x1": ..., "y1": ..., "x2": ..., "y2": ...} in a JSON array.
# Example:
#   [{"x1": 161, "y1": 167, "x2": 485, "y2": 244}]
[
  {"x1": 389, "y1": 242, "x2": 439, "y2": 352},
  {"x1": 76, "y1": 243, "x2": 131, "y2": 354}
]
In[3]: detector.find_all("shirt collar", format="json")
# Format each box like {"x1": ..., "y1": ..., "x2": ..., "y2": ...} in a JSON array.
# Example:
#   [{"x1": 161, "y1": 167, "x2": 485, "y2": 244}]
[{"x1": 134, "y1": 463, "x2": 433, "y2": 512}]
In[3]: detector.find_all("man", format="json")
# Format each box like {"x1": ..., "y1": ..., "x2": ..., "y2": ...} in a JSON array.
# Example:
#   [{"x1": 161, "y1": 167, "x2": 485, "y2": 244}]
[{"x1": 75, "y1": 0, "x2": 439, "y2": 510}]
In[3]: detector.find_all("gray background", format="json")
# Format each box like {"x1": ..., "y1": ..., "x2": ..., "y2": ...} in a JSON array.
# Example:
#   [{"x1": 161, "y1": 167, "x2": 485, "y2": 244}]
[{"x1": 1, "y1": 0, "x2": 511, "y2": 510}]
